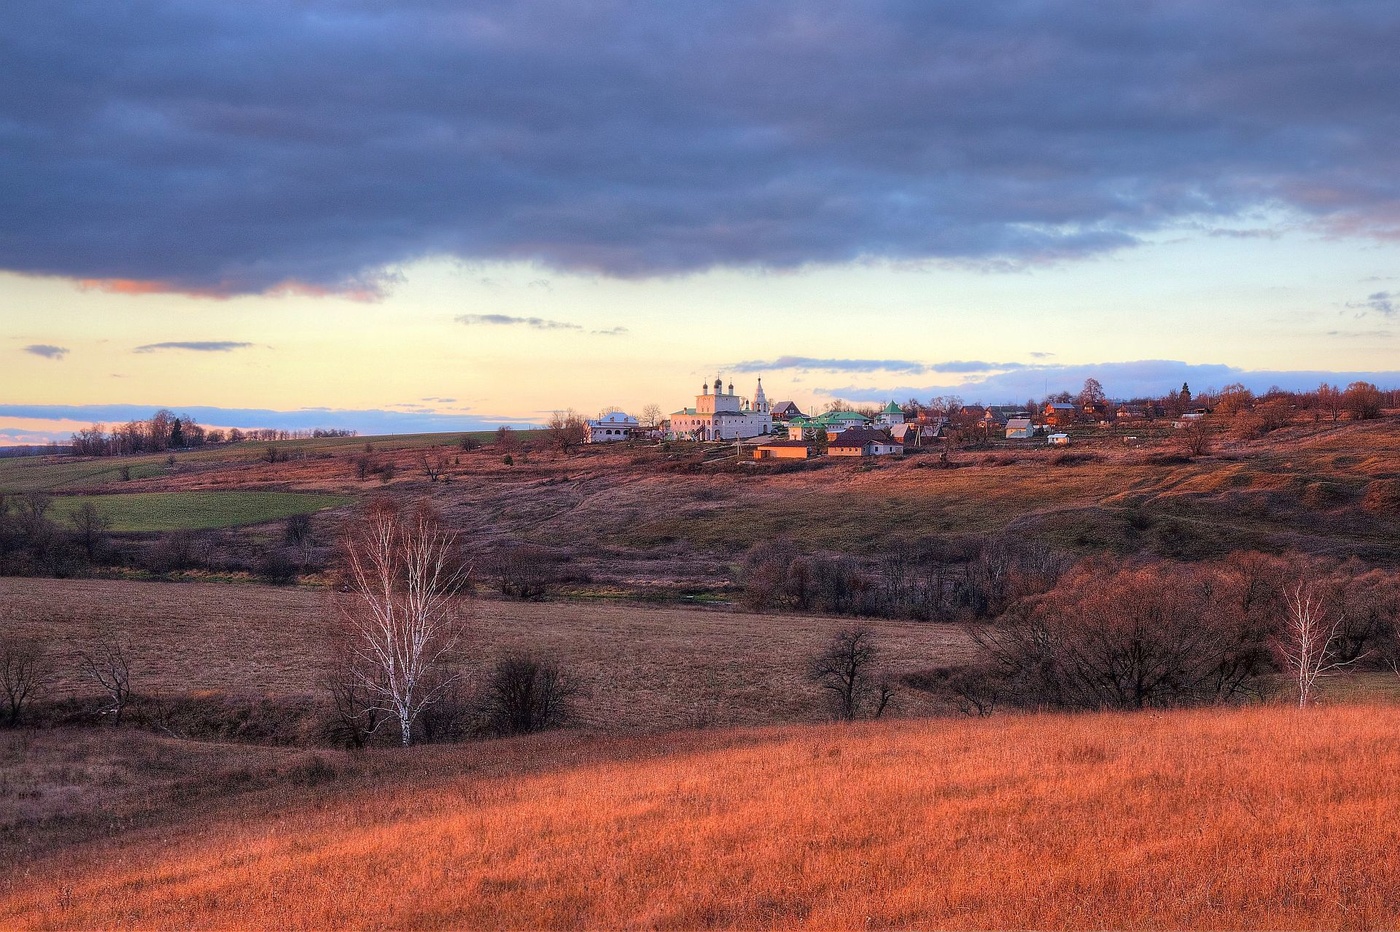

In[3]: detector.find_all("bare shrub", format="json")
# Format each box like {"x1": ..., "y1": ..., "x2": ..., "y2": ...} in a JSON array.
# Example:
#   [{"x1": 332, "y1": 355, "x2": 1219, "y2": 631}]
[
  {"x1": 483, "y1": 653, "x2": 574, "y2": 737},
  {"x1": 740, "y1": 539, "x2": 802, "y2": 610},
  {"x1": 1343, "y1": 381, "x2": 1384, "y2": 420},
  {"x1": 546, "y1": 410, "x2": 588, "y2": 454},
  {"x1": 1177, "y1": 419, "x2": 1213, "y2": 457},
  {"x1": 973, "y1": 560, "x2": 1272, "y2": 711},
  {"x1": 323, "y1": 665, "x2": 388, "y2": 749},
  {"x1": 78, "y1": 634, "x2": 133, "y2": 725},
  {"x1": 490, "y1": 543, "x2": 559, "y2": 600}
]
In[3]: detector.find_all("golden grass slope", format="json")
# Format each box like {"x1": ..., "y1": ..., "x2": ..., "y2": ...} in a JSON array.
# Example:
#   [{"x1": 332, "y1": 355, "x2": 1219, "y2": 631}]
[{"x1": 6, "y1": 705, "x2": 1400, "y2": 929}]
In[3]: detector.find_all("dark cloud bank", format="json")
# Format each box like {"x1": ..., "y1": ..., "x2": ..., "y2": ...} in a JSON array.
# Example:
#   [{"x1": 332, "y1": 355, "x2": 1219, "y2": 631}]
[{"x1": 3, "y1": 2, "x2": 1399, "y2": 296}]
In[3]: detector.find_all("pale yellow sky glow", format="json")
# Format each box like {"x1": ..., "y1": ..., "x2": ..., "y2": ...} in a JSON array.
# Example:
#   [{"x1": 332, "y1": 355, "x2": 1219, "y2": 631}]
[{"x1": 4, "y1": 223, "x2": 1398, "y2": 442}]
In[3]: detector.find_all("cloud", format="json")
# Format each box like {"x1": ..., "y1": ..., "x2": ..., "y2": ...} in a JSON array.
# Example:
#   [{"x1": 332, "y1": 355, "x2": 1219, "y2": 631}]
[
  {"x1": 1348, "y1": 291, "x2": 1397, "y2": 317},
  {"x1": 132, "y1": 341, "x2": 255, "y2": 353},
  {"x1": 590, "y1": 326, "x2": 629, "y2": 336},
  {"x1": 23, "y1": 344, "x2": 68, "y2": 360},
  {"x1": 730, "y1": 356, "x2": 931, "y2": 375},
  {"x1": 4, "y1": 3, "x2": 1400, "y2": 295},
  {"x1": 927, "y1": 360, "x2": 1025, "y2": 374},
  {"x1": 455, "y1": 314, "x2": 582, "y2": 331},
  {"x1": 815, "y1": 360, "x2": 1400, "y2": 405},
  {"x1": 730, "y1": 356, "x2": 1036, "y2": 375}
]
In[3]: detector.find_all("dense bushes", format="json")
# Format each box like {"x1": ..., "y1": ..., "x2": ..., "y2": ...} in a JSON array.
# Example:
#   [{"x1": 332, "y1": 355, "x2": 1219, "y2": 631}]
[
  {"x1": 740, "y1": 535, "x2": 1067, "y2": 621},
  {"x1": 934, "y1": 553, "x2": 1400, "y2": 713}
]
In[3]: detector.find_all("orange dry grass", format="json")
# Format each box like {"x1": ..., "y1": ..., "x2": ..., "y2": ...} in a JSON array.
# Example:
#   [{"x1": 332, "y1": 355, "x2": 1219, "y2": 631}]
[{"x1": 7, "y1": 705, "x2": 1400, "y2": 929}]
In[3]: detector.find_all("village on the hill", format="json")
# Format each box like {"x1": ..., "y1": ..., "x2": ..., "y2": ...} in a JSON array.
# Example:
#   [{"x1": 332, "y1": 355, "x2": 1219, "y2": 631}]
[{"x1": 583, "y1": 372, "x2": 1210, "y2": 458}]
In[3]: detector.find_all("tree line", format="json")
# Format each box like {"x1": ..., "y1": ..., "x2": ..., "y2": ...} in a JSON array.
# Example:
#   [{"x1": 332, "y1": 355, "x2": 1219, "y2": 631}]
[{"x1": 70, "y1": 409, "x2": 354, "y2": 456}]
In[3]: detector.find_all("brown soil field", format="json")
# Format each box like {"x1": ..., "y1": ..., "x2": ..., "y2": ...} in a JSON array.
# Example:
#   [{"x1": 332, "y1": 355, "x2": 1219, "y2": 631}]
[
  {"x1": 0, "y1": 577, "x2": 974, "y2": 734},
  {"x1": 4, "y1": 705, "x2": 1399, "y2": 929}
]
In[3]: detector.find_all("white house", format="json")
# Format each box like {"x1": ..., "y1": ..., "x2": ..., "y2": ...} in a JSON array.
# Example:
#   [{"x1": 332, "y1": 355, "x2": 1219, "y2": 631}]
[
  {"x1": 874, "y1": 401, "x2": 905, "y2": 427},
  {"x1": 829, "y1": 427, "x2": 902, "y2": 457},
  {"x1": 1005, "y1": 417, "x2": 1035, "y2": 439},
  {"x1": 586, "y1": 411, "x2": 640, "y2": 443}
]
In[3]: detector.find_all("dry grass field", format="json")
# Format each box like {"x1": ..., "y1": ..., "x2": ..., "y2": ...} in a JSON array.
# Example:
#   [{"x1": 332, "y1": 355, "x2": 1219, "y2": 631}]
[
  {"x1": 4, "y1": 705, "x2": 1399, "y2": 929},
  {"x1": 0, "y1": 576, "x2": 974, "y2": 734},
  {"x1": 8, "y1": 418, "x2": 1400, "y2": 575}
]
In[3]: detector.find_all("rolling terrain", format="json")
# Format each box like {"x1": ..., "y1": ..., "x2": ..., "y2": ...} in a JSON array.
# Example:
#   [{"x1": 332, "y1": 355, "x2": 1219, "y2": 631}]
[
  {"x1": 4, "y1": 706, "x2": 1399, "y2": 929},
  {"x1": 0, "y1": 576, "x2": 973, "y2": 737}
]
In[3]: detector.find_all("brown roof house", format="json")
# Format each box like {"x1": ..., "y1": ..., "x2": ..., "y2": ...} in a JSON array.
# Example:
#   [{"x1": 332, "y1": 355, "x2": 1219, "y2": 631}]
[
  {"x1": 1044, "y1": 402, "x2": 1079, "y2": 426},
  {"x1": 828, "y1": 427, "x2": 902, "y2": 457}
]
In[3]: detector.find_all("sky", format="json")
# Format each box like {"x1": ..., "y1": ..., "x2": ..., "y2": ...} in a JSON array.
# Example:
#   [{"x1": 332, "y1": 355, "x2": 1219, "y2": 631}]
[{"x1": 4, "y1": 1, "x2": 1399, "y2": 443}]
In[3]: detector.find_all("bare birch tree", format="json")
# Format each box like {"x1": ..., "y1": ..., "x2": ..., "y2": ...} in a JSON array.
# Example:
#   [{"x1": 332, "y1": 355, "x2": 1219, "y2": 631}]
[
  {"x1": 1275, "y1": 579, "x2": 1359, "y2": 708},
  {"x1": 336, "y1": 499, "x2": 471, "y2": 746}
]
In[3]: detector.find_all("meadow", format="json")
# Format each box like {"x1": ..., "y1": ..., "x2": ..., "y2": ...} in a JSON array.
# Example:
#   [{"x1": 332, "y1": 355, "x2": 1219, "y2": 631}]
[
  {"x1": 4, "y1": 416, "x2": 1400, "y2": 929},
  {"x1": 0, "y1": 576, "x2": 973, "y2": 735},
  {"x1": 3, "y1": 705, "x2": 1398, "y2": 929},
  {"x1": 44, "y1": 490, "x2": 352, "y2": 532}
]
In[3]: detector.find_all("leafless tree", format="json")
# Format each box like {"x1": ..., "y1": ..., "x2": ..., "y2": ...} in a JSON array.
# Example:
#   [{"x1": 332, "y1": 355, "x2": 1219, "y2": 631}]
[
  {"x1": 1316, "y1": 383, "x2": 1344, "y2": 423},
  {"x1": 494, "y1": 425, "x2": 520, "y2": 452},
  {"x1": 640, "y1": 403, "x2": 663, "y2": 429},
  {"x1": 285, "y1": 513, "x2": 316, "y2": 571},
  {"x1": 546, "y1": 409, "x2": 587, "y2": 454},
  {"x1": 335, "y1": 498, "x2": 472, "y2": 746},
  {"x1": 69, "y1": 501, "x2": 111, "y2": 564},
  {"x1": 1177, "y1": 418, "x2": 1213, "y2": 457},
  {"x1": 1275, "y1": 579, "x2": 1361, "y2": 708},
  {"x1": 420, "y1": 448, "x2": 450, "y2": 482},
  {"x1": 1, "y1": 636, "x2": 48, "y2": 727},
  {"x1": 79, "y1": 634, "x2": 132, "y2": 725},
  {"x1": 1343, "y1": 381, "x2": 1384, "y2": 420},
  {"x1": 489, "y1": 543, "x2": 558, "y2": 600},
  {"x1": 323, "y1": 660, "x2": 388, "y2": 749},
  {"x1": 808, "y1": 627, "x2": 891, "y2": 721}
]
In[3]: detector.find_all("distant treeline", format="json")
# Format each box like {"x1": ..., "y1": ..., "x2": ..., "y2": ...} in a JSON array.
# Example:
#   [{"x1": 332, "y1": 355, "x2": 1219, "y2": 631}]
[
  {"x1": 0, "y1": 444, "x2": 67, "y2": 459},
  {"x1": 70, "y1": 409, "x2": 355, "y2": 456}
]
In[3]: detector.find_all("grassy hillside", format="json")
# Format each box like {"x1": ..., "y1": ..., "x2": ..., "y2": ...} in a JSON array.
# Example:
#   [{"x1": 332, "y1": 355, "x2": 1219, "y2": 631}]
[
  {"x1": 45, "y1": 490, "x2": 352, "y2": 531},
  {"x1": 4, "y1": 706, "x2": 1399, "y2": 929},
  {"x1": 0, "y1": 577, "x2": 973, "y2": 734}
]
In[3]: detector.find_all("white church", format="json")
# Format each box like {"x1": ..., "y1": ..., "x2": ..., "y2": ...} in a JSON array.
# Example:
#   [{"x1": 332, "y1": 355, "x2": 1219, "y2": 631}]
[{"x1": 668, "y1": 374, "x2": 773, "y2": 441}]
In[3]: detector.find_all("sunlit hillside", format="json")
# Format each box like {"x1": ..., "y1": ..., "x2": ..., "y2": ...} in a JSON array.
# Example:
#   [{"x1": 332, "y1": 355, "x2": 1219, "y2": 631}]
[{"x1": 5, "y1": 705, "x2": 1400, "y2": 930}]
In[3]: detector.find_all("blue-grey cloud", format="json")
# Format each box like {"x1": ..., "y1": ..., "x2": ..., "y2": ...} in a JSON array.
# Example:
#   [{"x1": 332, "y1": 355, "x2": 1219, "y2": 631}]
[
  {"x1": 24, "y1": 344, "x2": 68, "y2": 360},
  {"x1": 0, "y1": 403, "x2": 539, "y2": 441},
  {"x1": 133, "y1": 341, "x2": 254, "y2": 353},
  {"x1": 456, "y1": 314, "x2": 581, "y2": 331},
  {"x1": 591, "y1": 326, "x2": 629, "y2": 337},
  {"x1": 1349, "y1": 292, "x2": 1397, "y2": 317},
  {"x1": 927, "y1": 360, "x2": 1026, "y2": 374},
  {"x1": 732, "y1": 356, "x2": 1034, "y2": 375},
  {"x1": 731, "y1": 356, "x2": 932, "y2": 375},
  {"x1": 4, "y1": 2, "x2": 1400, "y2": 295},
  {"x1": 818, "y1": 360, "x2": 1400, "y2": 405}
]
